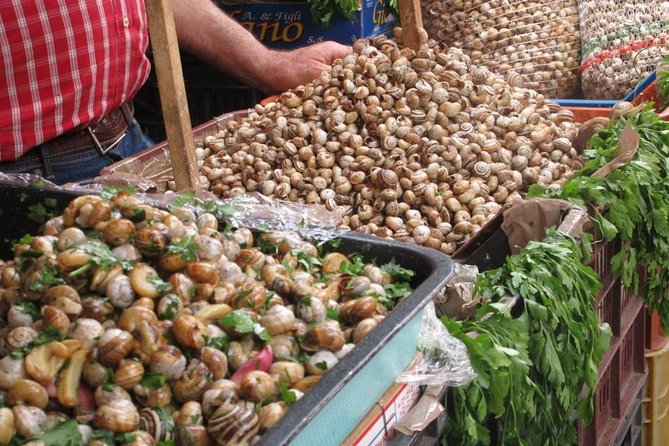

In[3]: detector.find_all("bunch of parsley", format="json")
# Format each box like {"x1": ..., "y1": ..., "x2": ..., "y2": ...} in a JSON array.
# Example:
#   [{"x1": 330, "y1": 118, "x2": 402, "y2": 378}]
[
  {"x1": 443, "y1": 231, "x2": 611, "y2": 445},
  {"x1": 528, "y1": 108, "x2": 669, "y2": 330}
]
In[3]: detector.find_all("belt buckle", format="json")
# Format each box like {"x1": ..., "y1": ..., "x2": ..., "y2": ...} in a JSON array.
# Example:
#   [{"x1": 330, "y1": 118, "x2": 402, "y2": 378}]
[{"x1": 86, "y1": 127, "x2": 128, "y2": 155}]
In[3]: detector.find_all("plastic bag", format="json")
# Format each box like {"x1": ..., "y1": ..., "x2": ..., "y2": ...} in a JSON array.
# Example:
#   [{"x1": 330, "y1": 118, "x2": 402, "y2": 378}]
[
  {"x1": 579, "y1": 0, "x2": 669, "y2": 99},
  {"x1": 396, "y1": 302, "x2": 476, "y2": 386},
  {"x1": 433, "y1": 263, "x2": 480, "y2": 320},
  {"x1": 422, "y1": 0, "x2": 581, "y2": 98}
]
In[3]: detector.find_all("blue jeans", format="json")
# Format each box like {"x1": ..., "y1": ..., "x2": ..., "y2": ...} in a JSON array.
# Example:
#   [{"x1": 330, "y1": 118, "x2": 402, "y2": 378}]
[{"x1": 0, "y1": 119, "x2": 154, "y2": 185}]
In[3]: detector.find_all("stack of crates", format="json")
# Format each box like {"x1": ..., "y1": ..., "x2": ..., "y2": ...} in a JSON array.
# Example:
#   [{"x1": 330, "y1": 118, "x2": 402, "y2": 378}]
[
  {"x1": 643, "y1": 308, "x2": 669, "y2": 446},
  {"x1": 578, "y1": 238, "x2": 647, "y2": 446}
]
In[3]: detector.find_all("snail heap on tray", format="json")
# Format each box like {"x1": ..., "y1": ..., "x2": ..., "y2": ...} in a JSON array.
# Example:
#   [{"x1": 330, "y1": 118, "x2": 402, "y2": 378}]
[
  {"x1": 192, "y1": 28, "x2": 582, "y2": 255},
  {"x1": 0, "y1": 193, "x2": 414, "y2": 446}
]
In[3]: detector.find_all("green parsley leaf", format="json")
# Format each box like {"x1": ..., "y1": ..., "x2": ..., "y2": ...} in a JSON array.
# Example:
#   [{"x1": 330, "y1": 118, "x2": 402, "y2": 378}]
[
  {"x1": 146, "y1": 274, "x2": 171, "y2": 296},
  {"x1": 17, "y1": 300, "x2": 40, "y2": 320},
  {"x1": 40, "y1": 420, "x2": 84, "y2": 446},
  {"x1": 166, "y1": 235, "x2": 200, "y2": 262},
  {"x1": 315, "y1": 361, "x2": 328, "y2": 371},
  {"x1": 30, "y1": 266, "x2": 65, "y2": 291},
  {"x1": 207, "y1": 335, "x2": 230, "y2": 352},
  {"x1": 339, "y1": 253, "x2": 365, "y2": 276},
  {"x1": 278, "y1": 382, "x2": 297, "y2": 406},
  {"x1": 100, "y1": 186, "x2": 138, "y2": 200},
  {"x1": 31, "y1": 326, "x2": 62, "y2": 346},
  {"x1": 141, "y1": 372, "x2": 167, "y2": 389},
  {"x1": 12, "y1": 234, "x2": 33, "y2": 251},
  {"x1": 380, "y1": 258, "x2": 414, "y2": 282},
  {"x1": 220, "y1": 310, "x2": 270, "y2": 341}
]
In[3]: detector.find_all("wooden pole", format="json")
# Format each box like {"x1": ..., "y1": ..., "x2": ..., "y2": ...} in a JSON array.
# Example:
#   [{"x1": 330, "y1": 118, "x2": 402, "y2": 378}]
[
  {"x1": 145, "y1": 0, "x2": 198, "y2": 191},
  {"x1": 398, "y1": 0, "x2": 423, "y2": 50}
]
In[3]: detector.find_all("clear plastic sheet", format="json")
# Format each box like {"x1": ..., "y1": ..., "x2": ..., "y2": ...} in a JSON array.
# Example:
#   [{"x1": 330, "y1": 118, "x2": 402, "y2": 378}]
[
  {"x1": 159, "y1": 191, "x2": 345, "y2": 243},
  {"x1": 396, "y1": 302, "x2": 476, "y2": 387},
  {"x1": 422, "y1": 0, "x2": 581, "y2": 98},
  {"x1": 579, "y1": 0, "x2": 669, "y2": 99},
  {"x1": 0, "y1": 172, "x2": 344, "y2": 242}
]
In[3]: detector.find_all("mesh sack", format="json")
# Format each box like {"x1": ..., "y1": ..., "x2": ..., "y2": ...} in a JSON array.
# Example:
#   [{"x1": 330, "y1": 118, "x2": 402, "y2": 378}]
[
  {"x1": 579, "y1": 0, "x2": 669, "y2": 100},
  {"x1": 423, "y1": 0, "x2": 581, "y2": 98}
]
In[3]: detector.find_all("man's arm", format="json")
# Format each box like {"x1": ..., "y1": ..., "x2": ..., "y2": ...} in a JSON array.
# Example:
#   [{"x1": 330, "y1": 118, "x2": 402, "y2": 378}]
[{"x1": 170, "y1": 0, "x2": 350, "y2": 93}]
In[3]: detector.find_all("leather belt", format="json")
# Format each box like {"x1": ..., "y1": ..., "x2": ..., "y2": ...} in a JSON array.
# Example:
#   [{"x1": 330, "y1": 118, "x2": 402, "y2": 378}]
[{"x1": 8, "y1": 103, "x2": 134, "y2": 164}]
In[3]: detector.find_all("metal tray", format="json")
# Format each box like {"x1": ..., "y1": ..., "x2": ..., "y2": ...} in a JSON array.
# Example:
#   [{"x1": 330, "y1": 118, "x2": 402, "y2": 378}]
[{"x1": 0, "y1": 182, "x2": 454, "y2": 446}]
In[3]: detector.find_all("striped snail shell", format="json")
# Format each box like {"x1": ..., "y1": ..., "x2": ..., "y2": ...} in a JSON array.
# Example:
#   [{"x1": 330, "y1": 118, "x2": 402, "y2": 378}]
[
  {"x1": 207, "y1": 401, "x2": 259, "y2": 446},
  {"x1": 138, "y1": 408, "x2": 175, "y2": 443},
  {"x1": 472, "y1": 161, "x2": 491, "y2": 179}
]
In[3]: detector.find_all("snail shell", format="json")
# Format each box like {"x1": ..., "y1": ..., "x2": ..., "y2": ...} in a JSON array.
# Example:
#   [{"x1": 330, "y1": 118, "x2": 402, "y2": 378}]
[
  {"x1": 472, "y1": 161, "x2": 491, "y2": 179},
  {"x1": 113, "y1": 360, "x2": 145, "y2": 390},
  {"x1": 258, "y1": 402, "x2": 287, "y2": 432},
  {"x1": 6, "y1": 327, "x2": 37, "y2": 352},
  {"x1": 352, "y1": 317, "x2": 382, "y2": 344},
  {"x1": 259, "y1": 305, "x2": 295, "y2": 336},
  {"x1": 269, "y1": 361, "x2": 305, "y2": 386},
  {"x1": 340, "y1": 296, "x2": 379, "y2": 324},
  {"x1": 300, "y1": 320, "x2": 346, "y2": 352},
  {"x1": 102, "y1": 219, "x2": 135, "y2": 247},
  {"x1": 240, "y1": 371, "x2": 279, "y2": 403},
  {"x1": 98, "y1": 328, "x2": 134, "y2": 366},
  {"x1": 173, "y1": 360, "x2": 212, "y2": 403},
  {"x1": 12, "y1": 405, "x2": 47, "y2": 438},
  {"x1": 95, "y1": 399, "x2": 139, "y2": 433},
  {"x1": 133, "y1": 382, "x2": 173, "y2": 408},
  {"x1": 134, "y1": 226, "x2": 170, "y2": 257},
  {"x1": 173, "y1": 314, "x2": 207, "y2": 349},
  {"x1": 138, "y1": 408, "x2": 175, "y2": 443},
  {"x1": 305, "y1": 350, "x2": 339, "y2": 375},
  {"x1": 207, "y1": 401, "x2": 259, "y2": 446},
  {"x1": 200, "y1": 347, "x2": 229, "y2": 381}
]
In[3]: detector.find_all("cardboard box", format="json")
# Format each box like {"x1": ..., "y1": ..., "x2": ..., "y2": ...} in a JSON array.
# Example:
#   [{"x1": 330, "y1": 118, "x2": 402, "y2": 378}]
[
  {"x1": 341, "y1": 381, "x2": 421, "y2": 446},
  {"x1": 215, "y1": 0, "x2": 395, "y2": 49}
]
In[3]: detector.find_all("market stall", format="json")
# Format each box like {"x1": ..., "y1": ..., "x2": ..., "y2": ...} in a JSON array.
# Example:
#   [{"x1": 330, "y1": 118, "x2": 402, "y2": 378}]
[{"x1": 4, "y1": 0, "x2": 669, "y2": 445}]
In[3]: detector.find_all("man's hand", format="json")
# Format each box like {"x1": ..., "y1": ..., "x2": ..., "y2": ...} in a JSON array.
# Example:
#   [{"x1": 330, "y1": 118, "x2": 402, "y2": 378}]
[
  {"x1": 263, "y1": 42, "x2": 352, "y2": 93},
  {"x1": 171, "y1": 0, "x2": 351, "y2": 94}
]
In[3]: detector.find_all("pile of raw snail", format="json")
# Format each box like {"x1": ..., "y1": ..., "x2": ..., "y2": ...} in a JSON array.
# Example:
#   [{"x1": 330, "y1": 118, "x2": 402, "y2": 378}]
[
  {"x1": 189, "y1": 27, "x2": 583, "y2": 255},
  {"x1": 0, "y1": 192, "x2": 415, "y2": 445}
]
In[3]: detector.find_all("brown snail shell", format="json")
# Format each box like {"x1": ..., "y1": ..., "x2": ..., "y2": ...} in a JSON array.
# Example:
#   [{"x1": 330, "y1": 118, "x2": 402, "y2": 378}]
[
  {"x1": 269, "y1": 361, "x2": 305, "y2": 386},
  {"x1": 173, "y1": 359, "x2": 212, "y2": 403},
  {"x1": 259, "y1": 304, "x2": 295, "y2": 336},
  {"x1": 240, "y1": 371, "x2": 279, "y2": 403},
  {"x1": 113, "y1": 359, "x2": 145, "y2": 390},
  {"x1": 95, "y1": 399, "x2": 139, "y2": 433},
  {"x1": 258, "y1": 402, "x2": 287, "y2": 432},
  {"x1": 300, "y1": 320, "x2": 346, "y2": 352},
  {"x1": 340, "y1": 296, "x2": 379, "y2": 324},
  {"x1": 98, "y1": 328, "x2": 134, "y2": 366},
  {"x1": 150, "y1": 345, "x2": 187, "y2": 381},
  {"x1": 352, "y1": 317, "x2": 383, "y2": 343},
  {"x1": 133, "y1": 382, "x2": 172, "y2": 408},
  {"x1": 134, "y1": 226, "x2": 170, "y2": 257},
  {"x1": 102, "y1": 219, "x2": 135, "y2": 246},
  {"x1": 199, "y1": 347, "x2": 229, "y2": 381},
  {"x1": 173, "y1": 314, "x2": 207, "y2": 349}
]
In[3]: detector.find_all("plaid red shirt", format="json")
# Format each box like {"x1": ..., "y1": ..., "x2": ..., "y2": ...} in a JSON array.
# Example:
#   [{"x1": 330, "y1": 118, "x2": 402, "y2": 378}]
[{"x1": 0, "y1": 0, "x2": 151, "y2": 160}]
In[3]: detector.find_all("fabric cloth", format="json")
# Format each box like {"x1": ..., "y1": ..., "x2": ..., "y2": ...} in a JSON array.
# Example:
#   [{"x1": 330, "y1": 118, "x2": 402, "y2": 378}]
[
  {"x1": 0, "y1": 118, "x2": 154, "y2": 184},
  {"x1": 0, "y1": 0, "x2": 151, "y2": 160}
]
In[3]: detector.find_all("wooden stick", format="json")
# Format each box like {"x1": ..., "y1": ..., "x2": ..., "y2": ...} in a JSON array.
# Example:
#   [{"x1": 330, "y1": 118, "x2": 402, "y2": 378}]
[
  {"x1": 145, "y1": 0, "x2": 199, "y2": 191},
  {"x1": 398, "y1": 0, "x2": 423, "y2": 50}
]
